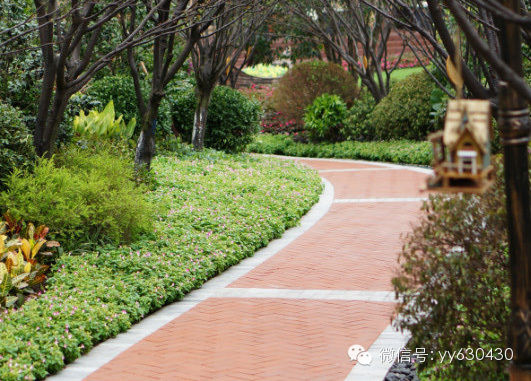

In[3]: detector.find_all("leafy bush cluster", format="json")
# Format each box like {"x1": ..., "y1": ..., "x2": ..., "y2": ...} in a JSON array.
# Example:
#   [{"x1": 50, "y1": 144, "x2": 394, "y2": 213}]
[
  {"x1": 82, "y1": 75, "x2": 142, "y2": 128},
  {"x1": 73, "y1": 100, "x2": 136, "y2": 140},
  {"x1": 0, "y1": 151, "x2": 322, "y2": 380},
  {"x1": 368, "y1": 71, "x2": 437, "y2": 140},
  {"x1": 270, "y1": 60, "x2": 359, "y2": 125},
  {"x1": 258, "y1": 68, "x2": 437, "y2": 142},
  {"x1": 304, "y1": 94, "x2": 348, "y2": 143},
  {"x1": 247, "y1": 134, "x2": 432, "y2": 166},
  {"x1": 0, "y1": 102, "x2": 35, "y2": 191},
  {"x1": 0, "y1": 144, "x2": 153, "y2": 250},
  {"x1": 393, "y1": 159, "x2": 510, "y2": 380},
  {"x1": 172, "y1": 85, "x2": 262, "y2": 153}
]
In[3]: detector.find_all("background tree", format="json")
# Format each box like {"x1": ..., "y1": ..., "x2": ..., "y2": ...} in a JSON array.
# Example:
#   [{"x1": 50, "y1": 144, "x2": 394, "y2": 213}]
[
  {"x1": 286, "y1": 0, "x2": 398, "y2": 102},
  {"x1": 190, "y1": 0, "x2": 276, "y2": 150},
  {"x1": 121, "y1": 0, "x2": 225, "y2": 168},
  {"x1": 0, "y1": 0, "x2": 205, "y2": 157},
  {"x1": 374, "y1": 0, "x2": 531, "y2": 103}
]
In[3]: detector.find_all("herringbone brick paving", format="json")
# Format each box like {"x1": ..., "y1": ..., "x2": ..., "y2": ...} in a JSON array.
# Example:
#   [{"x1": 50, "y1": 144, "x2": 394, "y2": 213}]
[{"x1": 81, "y1": 158, "x2": 430, "y2": 381}]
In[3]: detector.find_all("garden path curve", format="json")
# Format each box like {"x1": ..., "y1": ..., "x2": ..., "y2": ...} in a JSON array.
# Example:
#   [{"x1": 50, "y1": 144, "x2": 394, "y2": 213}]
[{"x1": 48, "y1": 157, "x2": 432, "y2": 381}]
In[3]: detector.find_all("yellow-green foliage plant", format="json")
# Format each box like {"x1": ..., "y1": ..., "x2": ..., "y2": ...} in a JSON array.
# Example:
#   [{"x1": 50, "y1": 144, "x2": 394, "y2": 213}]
[{"x1": 73, "y1": 100, "x2": 136, "y2": 139}]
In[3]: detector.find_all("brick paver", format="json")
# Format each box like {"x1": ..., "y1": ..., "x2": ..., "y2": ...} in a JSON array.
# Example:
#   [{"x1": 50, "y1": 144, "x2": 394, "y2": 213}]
[
  {"x1": 85, "y1": 299, "x2": 395, "y2": 381},
  {"x1": 229, "y1": 202, "x2": 422, "y2": 291},
  {"x1": 74, "y1": 158, "x2": 430, "y2": 381}
]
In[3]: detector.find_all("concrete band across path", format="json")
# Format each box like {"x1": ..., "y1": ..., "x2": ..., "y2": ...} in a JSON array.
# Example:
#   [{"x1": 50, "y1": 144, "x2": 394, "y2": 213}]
[{"x1": 48, "y1": 157, "x2": 432, "y2": 381}]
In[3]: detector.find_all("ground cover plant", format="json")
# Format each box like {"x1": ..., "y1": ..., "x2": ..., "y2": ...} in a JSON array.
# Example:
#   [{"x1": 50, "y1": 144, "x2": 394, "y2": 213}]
[
  {"x1": 0, "y1": 150, "x2": 322, "y2": 380},
  {"x1": 247, "y1": 134, "x2": 432, "y2": 166}
]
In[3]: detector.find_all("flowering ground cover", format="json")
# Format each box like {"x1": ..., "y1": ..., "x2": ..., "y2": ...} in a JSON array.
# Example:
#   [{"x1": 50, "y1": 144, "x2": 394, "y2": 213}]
[{"x1": 0, "y1": 151, "x2": 322, "y2": 381}]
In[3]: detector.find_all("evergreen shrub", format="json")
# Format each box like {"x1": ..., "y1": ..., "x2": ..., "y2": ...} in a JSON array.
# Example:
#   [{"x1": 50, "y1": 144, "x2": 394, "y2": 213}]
[
  {"x1": 368, "y1": 71, "x2": 436, "y2": 140},
  {"x1": 172, "y1": 85, "x2": 262, "y2": 153},
  {"x1": 304, "y1": 94, "x2": 348, "y2": 142},
  {"x1": 0, "y1": 101, "x2": 35, "y2": 191},
  {"x1": 345, "y1": 89, "x2": 377, "y2": 141},
  {"x1": 394, "y1": 159, "x2": 511, "y2": 380}
]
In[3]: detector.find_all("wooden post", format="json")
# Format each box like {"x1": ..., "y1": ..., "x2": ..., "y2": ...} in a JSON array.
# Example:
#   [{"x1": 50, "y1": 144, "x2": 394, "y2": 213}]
[{"x1": 497, "y1": 0, "x2": 531, "y2": 379}]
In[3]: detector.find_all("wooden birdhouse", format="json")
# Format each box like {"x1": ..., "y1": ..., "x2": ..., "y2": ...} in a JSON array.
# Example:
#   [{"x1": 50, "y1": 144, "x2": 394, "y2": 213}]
[{"x1": 427, "y1": 99, "x2": 495, "y2": 193}]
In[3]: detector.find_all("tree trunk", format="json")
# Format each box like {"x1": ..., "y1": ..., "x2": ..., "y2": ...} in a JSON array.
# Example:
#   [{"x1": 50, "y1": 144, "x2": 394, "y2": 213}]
[
  {"x1": 35, "y1": 88, "x2": 70, "y2": 158},
  {"x1": 191, "y1": 86, "x2": 213, "y2": 151},
  {"x1": 135, "y1": 92, "x2": 163, "y2": 169}
]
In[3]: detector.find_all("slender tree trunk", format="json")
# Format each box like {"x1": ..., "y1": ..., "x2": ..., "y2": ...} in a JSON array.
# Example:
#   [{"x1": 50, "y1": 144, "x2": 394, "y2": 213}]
[
  {"x1": 135, "y1": 91, "x2": 163, "y2": 169},
  {"x1": 35, "y1": 88, "x2": 70, "y2": 157},
  {"x1": 192, "y1": 86, "x2": 214, "y2": 151}
]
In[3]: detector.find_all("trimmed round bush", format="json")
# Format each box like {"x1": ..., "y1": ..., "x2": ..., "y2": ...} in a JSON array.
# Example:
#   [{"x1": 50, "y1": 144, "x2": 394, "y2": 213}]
[
  {"x1": 171, "y1": 85, "x2": 262, "y2": 153},
  {"x1": 368, "y1": 71, "x2": 436, "y2": 141},
  {"x1": 303, "y1": 93, "x2": 348, "y2": 142},
  {"x1": 0, "y1": 101, "x2": 35, "y2": 191},
  {"x1": 270, "y1": 60, "x2": 359, "y2": 123}
]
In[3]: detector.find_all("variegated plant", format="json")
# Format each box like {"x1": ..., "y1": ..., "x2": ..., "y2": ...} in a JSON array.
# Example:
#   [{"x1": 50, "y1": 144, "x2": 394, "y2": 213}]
[{"x1": 0, "y1": 217, "x2": 59, "y2": 310}]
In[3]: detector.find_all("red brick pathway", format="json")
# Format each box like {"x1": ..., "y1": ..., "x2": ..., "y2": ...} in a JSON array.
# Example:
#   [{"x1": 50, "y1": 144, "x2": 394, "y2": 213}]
[{"x1": 83, "y1": 158, "x2": 430, "y2": 381}]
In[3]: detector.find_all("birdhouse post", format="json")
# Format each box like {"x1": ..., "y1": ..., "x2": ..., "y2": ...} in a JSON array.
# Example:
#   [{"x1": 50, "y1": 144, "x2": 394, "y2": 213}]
[{"x1": 497, "y1": 0, "x2": 531, "y2": 379}]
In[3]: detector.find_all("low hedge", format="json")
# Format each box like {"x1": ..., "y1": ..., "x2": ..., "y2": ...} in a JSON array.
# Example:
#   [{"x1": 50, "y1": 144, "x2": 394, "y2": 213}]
[
  {"x1": 247, "y1": 134, "x2": 432, "y2": 166},
  {"x1": 0, "y1": 151, "x2": 322, "y2": 380}
]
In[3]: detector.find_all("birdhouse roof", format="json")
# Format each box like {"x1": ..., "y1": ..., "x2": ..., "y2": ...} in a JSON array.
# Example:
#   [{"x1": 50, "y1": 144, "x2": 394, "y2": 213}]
[{"x1": 443, "y1": 99, "x2": 491, "y2": 149}]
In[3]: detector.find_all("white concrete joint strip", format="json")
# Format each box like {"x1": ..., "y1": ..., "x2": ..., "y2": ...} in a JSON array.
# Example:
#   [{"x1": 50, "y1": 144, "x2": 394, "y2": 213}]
[
  {"x1": 47, "y1": 178, "x2": 334, "y2": 381},
  {"x1": 345, "y1": 324, "x2": 411, "y2": 381},
  {"x1": 319, "y1": 168, "x2": 399, "y2": 173},
  {"x1": 214, "y1": 288, "x2": 396, "y2": 302},
  {"x1": 334, "y1": 197, "x2": 429, "y2": 204}
]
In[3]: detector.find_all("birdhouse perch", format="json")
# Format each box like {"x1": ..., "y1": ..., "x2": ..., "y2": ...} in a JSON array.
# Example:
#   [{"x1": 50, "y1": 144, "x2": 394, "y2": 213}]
[{"x1": 427, "y1": 99, "x2": 495, "y2": 193}]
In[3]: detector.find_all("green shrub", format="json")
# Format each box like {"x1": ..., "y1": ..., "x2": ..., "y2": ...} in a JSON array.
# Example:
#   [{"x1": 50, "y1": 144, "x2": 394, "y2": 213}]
[
  {"x1": 304, "y1": 94, "x2": 348, "y2": 142},
  {"x1": 270, "y1": 60, "x2": 359, "y2": 124},
  {"x1": 84, "y1": 74, "x2": 194, "y2": 138},
  {"x1": 0, "y1": 145, "x2": 153, "y2": 249},
  {"x1": 84, "y1": 75, "x2": 147, "y2": 130},
  {"x1": 345, "y1": 89, "x2": 376, "y2": 141},
  {"x1": 393, "y1": 159, "x2": 510, "y2": 380},
  {"x1": 0, "y1": 102, "x2": 35, "y2": 191},
  {"x1": 368, "y1": 71, "x2": 436, "y2": 141},
  {"x1": 172, "y1": 85, "x2": 262, "y2": 153},
  {"x1": 247, "y1": 134, "x2": 432, "y2": 165}
]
